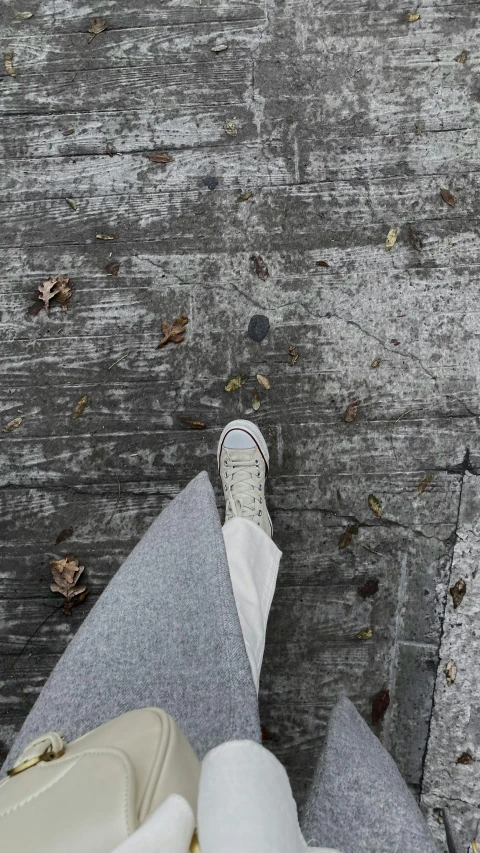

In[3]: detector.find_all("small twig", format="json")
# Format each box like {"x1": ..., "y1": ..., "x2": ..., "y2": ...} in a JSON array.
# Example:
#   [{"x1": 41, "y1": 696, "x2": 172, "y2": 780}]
[
  {"x1": 361, "y1": 543, "x2": 388, "y2": 558},
  {"x1": 11, "y1": 603, "x2": 64, "y2": 708},
  {"x1": 107, "y1": 352, "x2": 129, "y2": 370},
  {"x1": 105, "y1": 473, "x2": 121, "y2": 526}
]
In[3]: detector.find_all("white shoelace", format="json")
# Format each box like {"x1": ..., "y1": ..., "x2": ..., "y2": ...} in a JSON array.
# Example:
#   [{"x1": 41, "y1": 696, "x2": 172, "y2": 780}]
[{"x1": 223, "y1": 455, "x2": 263, "y2": 523}]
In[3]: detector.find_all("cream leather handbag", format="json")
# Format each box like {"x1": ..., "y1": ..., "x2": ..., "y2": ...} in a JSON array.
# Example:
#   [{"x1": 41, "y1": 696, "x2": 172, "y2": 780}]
[{"x1": 0, "y1": 707, "x2": 201, "y2": 853}]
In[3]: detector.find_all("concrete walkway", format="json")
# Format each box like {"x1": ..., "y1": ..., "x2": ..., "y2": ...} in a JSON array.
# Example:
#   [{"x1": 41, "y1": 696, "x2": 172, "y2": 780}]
[{"x1": 1, "y1": 0, "x2": 479, "y2": 848}]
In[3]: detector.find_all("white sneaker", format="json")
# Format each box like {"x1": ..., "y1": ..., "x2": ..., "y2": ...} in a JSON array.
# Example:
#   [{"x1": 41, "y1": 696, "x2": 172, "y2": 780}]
[{"x1": 217, "y1": 419, "x2": 273, "y2": 537}]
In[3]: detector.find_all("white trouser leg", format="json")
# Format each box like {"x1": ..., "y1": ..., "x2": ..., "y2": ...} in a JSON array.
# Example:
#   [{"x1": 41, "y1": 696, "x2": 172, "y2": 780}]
[{"x1": 222, "y1": 517, "x2": 282, "y2": 692}]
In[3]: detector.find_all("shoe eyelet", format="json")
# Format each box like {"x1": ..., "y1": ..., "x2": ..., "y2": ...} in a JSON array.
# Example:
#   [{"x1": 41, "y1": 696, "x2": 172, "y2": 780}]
[
  {"x1": 259, "y1": 498, "x2": 263, "y2": 503},
  {"x1": 257, "y1": 472, "x2": 260, "y2": 477},
  {"x1": 225, "y1": 472, "x2": 228, "y2": 479},
  {"x1": 259, "y1": 484, "x2": 262, "y2": 490},
  {"x1": 224, "y1": 460, "x2": 228, "y2": 466},
  {"x1": 258, "y1": 510, "x2": 262, "y2": 516},
  {"x1": 255, "y1": 459, "x2": 259, "y2": 466}
]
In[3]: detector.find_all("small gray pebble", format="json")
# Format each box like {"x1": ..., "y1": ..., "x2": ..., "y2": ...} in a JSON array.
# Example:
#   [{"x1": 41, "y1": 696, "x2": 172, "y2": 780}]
[
  {"x1": 203, "y1": 176, "x2": 218, "y2": 190},
  {"x1": 248, "y1": 314, "x2": 270, "y2": 342}
]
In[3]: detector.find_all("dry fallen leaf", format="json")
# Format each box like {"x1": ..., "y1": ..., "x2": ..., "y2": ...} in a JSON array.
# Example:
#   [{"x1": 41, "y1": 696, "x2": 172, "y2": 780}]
[
  {"x1": 289, "y1": 345, "x2": 299, "y2": 365},
  {"x1": 450, "y1": 578, "x2": 466, "y2": 609},
  {"x1": 106, "y1": 144, "x2": 116, "y2": 156},
  {"x1": 445, "y1": 660, "x2": 457, "y2": 685},
  {"x1": 225, "y1": 376, "x2": 246, "y2": 392},
  {"x1": 344, "y1": 398, "x2": 360, "y2": 423},
  {"x1": 105, "y1": 261, "x2": 120, "y2": 276},
  {"x1": 404, "y1": 11, "x2": 420, "y2": 22},
  {"x1": 257, "y1": 374, "x2": 270, "y2": 390},
  {"x1": 237, "y1": 190, "x2": 252, "y2": 202},
  {"x1": 371, "y1": 358, "x2": 381, "y2": 368},
  {"x1": 454, "y1": 49, "x2": 468, "y2": 63},
  {"x1": 356, "y1": 628, "x2": 373, "y2": 640},
  {"x1": 251, "y1": 254, "x2": 269, "y2": 281},
  {"x1": 224, "y1": 120, "x2": 238, "y2": 137},
  {"x1": 50, "y1": 555, "x2": 88, "y2": 616},
  {"x1": 252, "y1": 389, "x2": 261, "y2": 411},
  {"x1": 56, "y1": 527, "x2": 73, "y2": 545},
  {"x1": 4, "y1": 416, "x2": 23, "y2": 433},
  {"x1": 13, "y1": 10, "x2": 34, "y2": 19},
  {"x1": 390, "y1": 338, "x2": 400, "y2": 346},
  {"x1": 65, "y1": 197, "x2": 79, "y2": 211},
  {"x1": 456, "y1": 751, "x2": 473, "y2": 765},
  {"x1": 385, "y1": 227, "x2": 398, "y2": 251},
  {"x1": 316, "y1": 260, "x2": 329, "y2": 267},
  {"x1": 211, "y1": 43, "x2": 228, "y2": 53},
  {"x1": 408, "y1": 225, "x2": 423, "y2": 250},
  {"x1": 358, "y1": 578, "x2": 380, "y2": 599},
  {"x1": 72, "y1": 394, "x2": 88, "y2": 419},
  {"x1": 54, "y1": 277, "x2": 73, "y2": 312},
  {"x1": 88, "y1": 17, "x2": 108, "y2": 43},
  {"x1": 4, "y1": 49, "x2": 16, "y2": 77},
  {"x1": 440, "y1": 188, "x2": 456, "y2": 207},
  {"x1": 148, "y1": 151, "x2": 174, "y2": 164},
  {"x1": 368, "y1": 493, "x2": 383, "y2": 517},
  {"x1": 338, "y1": 523, "x2": 358, "y2": 550},
  {"x1": 177, "y1": 417, "x2": 206, "y2": 429},
  {"x1": 418, "y1": 473, "x2": 434, "y2": 495},
  {"x1": 34, "y1": 277, "x2": 64, "y2": 312},
  {"x1": 472, "y1": 840, "x2": 479, "y2": 853},
  {"x1": 372, "y1": 689, "x2": 390, "y2": 724},
  {"x1": 96, "y1": 233, "x2": 117, "y2": 240},
  {"x1": 61, "y1": 127, "x2": 75, "y2": 136},
  {"x1": 157, "y1": 315, "x2": 188, "y2": 348}
]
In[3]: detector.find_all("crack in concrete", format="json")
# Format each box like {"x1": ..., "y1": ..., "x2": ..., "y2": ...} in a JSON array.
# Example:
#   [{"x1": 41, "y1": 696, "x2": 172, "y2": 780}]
[{"x1": 306, "y1": 505, "x2": 450, "y2": 546}]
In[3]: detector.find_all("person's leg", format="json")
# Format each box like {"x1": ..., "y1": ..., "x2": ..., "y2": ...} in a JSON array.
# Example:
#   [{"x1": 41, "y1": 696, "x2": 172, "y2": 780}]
[
  {"x1": 218, "y1": 420, "x2": 282, "y2": 691},
  {"x1": 300, "y1": 697, "x2": 439, "y2": 853},
  {"x1": 2, "y1": 470, "x2": 261, "y2": 774}
]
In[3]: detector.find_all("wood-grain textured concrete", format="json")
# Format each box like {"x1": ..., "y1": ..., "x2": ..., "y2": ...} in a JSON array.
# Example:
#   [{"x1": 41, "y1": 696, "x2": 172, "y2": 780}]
[{"x1": 1, "y1": 0, "x2": 479, "y2": 845}]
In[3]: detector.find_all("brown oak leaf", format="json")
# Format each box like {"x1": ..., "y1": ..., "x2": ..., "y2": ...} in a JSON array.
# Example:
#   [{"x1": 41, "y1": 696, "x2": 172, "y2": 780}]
[
  {"x1": 408, "y1": 225, "x2": 423, "y2": 251},
  {"x1": 418, "y1": 473, "x2": 434, "y2": 495},
  {"x1": 289, "y1": 345, "x2": 299, "y2": 365},
  {"x1": 105, "y1": 261, "x2": 120, "y2": 276},
  {"x1": 157, "y1": 315, "x2": 188, "y2": 348},
  {"x1": 177, "y1": 417, "x2": 206, "y2": 429},
  {"x1": 56, "y1": 527, "x2": 73, "y2": 545},
  {"x1": 29, "y1": 276, "x2": 72, "y2": 314},
  {"x1": 368, "y1": 493, "x2": 383, "y2": 517},
  {"x1": 50, "y1": 555, "x2": 88, "y2": 616},
  {"x1": 449, "y1": 578, "x2": 466, "y2": 609},
  {"x1": 54, "y1": 277, "x2": 73, "y2": 311},
  {"x1": 338, "y1": 524, "x2": 358, "y2": 549},
  {"x1": 358, "y1": 578, "x2": 380, "y2": 599},
  {"x1": 456, "y1": 751, "x2": 473, "y2": 765},
  {"x1": 251, "y1": 254, "x2": 269, "y2": 281},
  {"x1": 344, "y1": 398, "x2": 360, "y2": 423},
  {"x1": 4, "y1": 48, "x2": 16, "y2": 77},
  {"x1": 148, "y1": 151, "x2": 174, "y2": 164},
  {"x1": 88, "y1": 17, "x2": 108, "y2": 42},
  {"x1": 440, "y1": 188, "x2": 456, "y2": 207},
  {"x1": 72, "y1": 394, "x2": 88, "y2": 419}
]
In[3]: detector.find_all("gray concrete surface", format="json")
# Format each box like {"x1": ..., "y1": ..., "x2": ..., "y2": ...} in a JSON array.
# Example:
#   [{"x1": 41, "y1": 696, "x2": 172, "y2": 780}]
[
  {"x1": 0, "y1": 0, "x2": 479, "y2": 846},
  {"x1": 422, "y1": 472, "x2": 480, "y2": 851}
]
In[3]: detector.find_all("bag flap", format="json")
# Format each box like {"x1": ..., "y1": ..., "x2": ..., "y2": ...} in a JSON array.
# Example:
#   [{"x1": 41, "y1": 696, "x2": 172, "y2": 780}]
[{"x1": 0, "y1": 750, "x2": 137, "y2": 853}]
